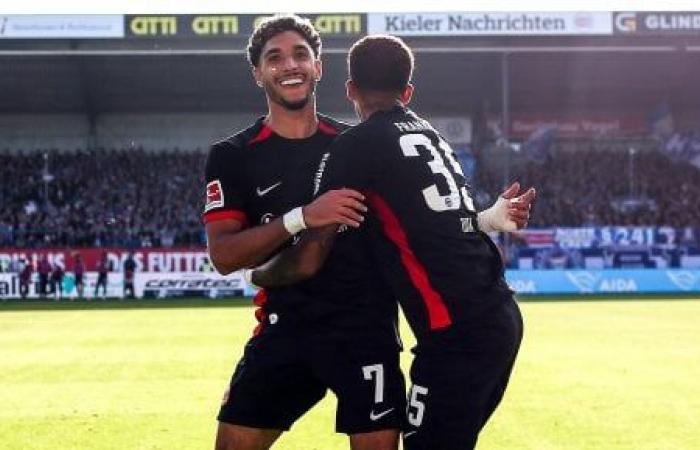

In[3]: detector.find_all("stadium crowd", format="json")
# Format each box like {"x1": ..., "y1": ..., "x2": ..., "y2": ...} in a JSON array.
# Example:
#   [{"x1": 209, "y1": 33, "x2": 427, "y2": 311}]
[
  {"x1": 0, "y1": 148, "x2": 205, "y2": 248},
  {"x1": 1, "y1": 141, "x2": 699, "y2": 249},
  {"x1": 474, "y1": 142, "x2": 700, "y2": 228}
]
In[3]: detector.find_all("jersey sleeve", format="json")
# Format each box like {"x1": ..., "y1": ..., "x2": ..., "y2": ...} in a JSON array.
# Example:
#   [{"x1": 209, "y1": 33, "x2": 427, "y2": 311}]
[
  {"x1": 202, "y1": 142, "x2": 249, "y2": 226},
  {"x1": 317, "y1": 132, "x2": 379, "y2": 195}
]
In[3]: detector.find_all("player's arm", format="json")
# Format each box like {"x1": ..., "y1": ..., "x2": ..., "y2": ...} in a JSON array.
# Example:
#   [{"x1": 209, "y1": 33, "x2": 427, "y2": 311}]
[
  {"x1": 206, "y1": 189, "x2": 365, "y2": 275},
  {"x1": 247, "y1": 133, "x2": 375, "y2": 287},
  {"x1": 203, "y1": 142, "x2": 366, "y2": 275},
  {"x1": 246, "y1": 224, "x2": 339, "y2": 287}
]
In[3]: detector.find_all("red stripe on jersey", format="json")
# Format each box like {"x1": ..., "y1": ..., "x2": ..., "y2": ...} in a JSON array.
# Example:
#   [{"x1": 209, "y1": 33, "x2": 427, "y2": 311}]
[
  {"x1": 318, "y1": 120, "x2": 339, "y2": 136},
  {"x1": 252, "y1": 288, "x2": 267, "y2": 307},
  {"x1": 252, "y1": 289, "x2": 268, "y2": 336},
  {"x1": 248, "y1": 125, "x2": 274, "y2": 145},
  {"x1": 202, "y1": 210, "x2": 249, "y2": 226},
  {"x1": 366, "y1": 192, "x2": 453, "y2": 330}
]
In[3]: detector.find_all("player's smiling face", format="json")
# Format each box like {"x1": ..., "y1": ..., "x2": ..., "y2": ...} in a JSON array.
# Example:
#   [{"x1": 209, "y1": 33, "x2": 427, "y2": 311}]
[{"x1": 254, "y1": 31, "x2": 322, "y2": 111}]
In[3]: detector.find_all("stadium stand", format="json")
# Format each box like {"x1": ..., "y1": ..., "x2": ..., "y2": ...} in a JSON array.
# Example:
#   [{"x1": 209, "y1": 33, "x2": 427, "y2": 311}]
[
  {"x1": 0, "y1": 149, "x2": 206, "y2": 248},
  {"x1": 474, "y1": 140, "x2": 700, "y2": 228},
  {"x1": 1, "y1": 138, "x2": 698, "y2": 250}
]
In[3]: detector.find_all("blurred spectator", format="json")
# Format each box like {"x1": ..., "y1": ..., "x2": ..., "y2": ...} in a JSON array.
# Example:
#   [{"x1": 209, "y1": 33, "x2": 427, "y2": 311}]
[
  {"x1": 37, "y1": 255, "x2": 51, "y2": 298},
  {"x1": 95, "y1": 251, "x2": 111, "y2": 300},
  {"x1": 199, "y1": 256, "x2": 214, "y2": 272},
  {"x1": 19, "y1": 259, "x2": 32, "y2": 299},
  {"x1": 73, "y1": 253, "x2": 85, "y2": 300},
  {"x1": 123, "y1": 252, "x2": 136, "y2": 299},
  {"x1": 51, "y1": 263, "x2": 64, "y2": 301}
]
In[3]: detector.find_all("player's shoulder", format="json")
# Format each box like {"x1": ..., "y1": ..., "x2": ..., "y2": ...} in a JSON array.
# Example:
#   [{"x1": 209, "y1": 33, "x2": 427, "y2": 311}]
[
  {"x1": 209, "y1": 117, "x2": 268, "y2": 156},
  {"x1": 340, "y1": 106, "x2": 407, "y2": 142},
  {"x1": 317, "y1": 113, "x2": 352, "y2": 135}
]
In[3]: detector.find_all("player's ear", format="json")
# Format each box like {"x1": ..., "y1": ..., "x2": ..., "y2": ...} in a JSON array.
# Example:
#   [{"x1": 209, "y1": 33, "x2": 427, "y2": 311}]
[
  {"x1": 346, "y1": 79, "x2": 358, "y2": 101},
  {"x1": 314, "y1": 59, "x2": 323, "y2": 82},
  {"x1": 252, "y1": 66, "x2": 263, "y2": 88},
  {"x1": 400, "y1": 84, "x2": 414, "y2": 105}
]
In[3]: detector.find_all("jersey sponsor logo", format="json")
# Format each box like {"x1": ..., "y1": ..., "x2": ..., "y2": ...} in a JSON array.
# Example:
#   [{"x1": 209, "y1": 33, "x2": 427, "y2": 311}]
[
  {"x1": 256, "y1": 181, "x2": 282, "y2": 197},
  {"x1": 204, "y1": 180, "x2": 224, "y2": 212},
  {"x1": 369, "y1": 407, "x2": 394, "y2": 421}
]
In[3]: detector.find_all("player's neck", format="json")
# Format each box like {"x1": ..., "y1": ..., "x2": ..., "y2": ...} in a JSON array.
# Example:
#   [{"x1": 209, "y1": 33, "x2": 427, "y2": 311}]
[
  {"x1": 265, "y1": 101, "x2": 319, "y2": 139},
  {"x1": 358, "y1": 99, "x2": 402, "y2": 121}
]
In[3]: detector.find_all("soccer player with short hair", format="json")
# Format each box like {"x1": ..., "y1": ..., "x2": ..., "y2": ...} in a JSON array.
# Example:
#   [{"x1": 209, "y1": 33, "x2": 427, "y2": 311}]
[
  {"x1": 204, "y1": 16, "x2": 405, "y2": 450},
  {"x1": 250, "y1": 35, "x2": 536, "y2": 450}
]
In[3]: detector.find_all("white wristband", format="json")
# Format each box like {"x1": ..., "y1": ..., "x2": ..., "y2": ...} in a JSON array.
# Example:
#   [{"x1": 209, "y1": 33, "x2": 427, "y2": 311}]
[
  {"x1": 477, "y1": 197, "x2": 517, "y2": 233},
  {"x1": 282, "y1": 207, "x2": 307, "y2": 235},
  {"x1": 242, "y1": 268, "x2": 259, "y2": 288}
]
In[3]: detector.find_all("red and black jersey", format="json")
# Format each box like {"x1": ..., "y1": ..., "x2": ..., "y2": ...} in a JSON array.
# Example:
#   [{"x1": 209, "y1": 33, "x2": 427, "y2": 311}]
[
  {"x1": 318, "y1": 106, "x2": 509, "y2": 342},
  {"x1": 203, "y1": 114, "x2": 399, "y2": 341}
]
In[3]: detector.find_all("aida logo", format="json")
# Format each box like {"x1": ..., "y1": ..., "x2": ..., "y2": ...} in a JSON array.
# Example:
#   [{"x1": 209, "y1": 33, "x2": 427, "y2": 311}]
[
  {"x1": 509, "y1": 279, "x2": 536, "y2": 293},
  {"x1": 599, "y1": 278, "x2": 637, "y2": 292}
]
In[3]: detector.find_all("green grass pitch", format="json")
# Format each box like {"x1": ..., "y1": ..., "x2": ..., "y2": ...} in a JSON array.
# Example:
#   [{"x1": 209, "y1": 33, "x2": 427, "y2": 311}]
[{"x1": 1, "y1": 298, "x2": 699, "y2": 449}]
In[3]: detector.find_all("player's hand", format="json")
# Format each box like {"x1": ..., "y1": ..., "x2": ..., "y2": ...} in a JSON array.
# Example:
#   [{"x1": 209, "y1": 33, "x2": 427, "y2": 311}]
[
  {"x1": 500, "y1": 182, "x2": 537, "y2": 229},
  {"x1": 302, "y1": 189, "x2": 367, "y2": 228},
  {"x1": 478, "y1": 182, "x2": 536, "y2": 232}
]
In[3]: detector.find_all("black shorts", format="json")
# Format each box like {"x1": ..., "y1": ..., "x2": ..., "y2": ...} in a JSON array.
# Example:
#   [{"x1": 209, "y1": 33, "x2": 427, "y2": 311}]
[
  {"x1": 75, "y1": 274, "x2": 83, "y2": 285},
  {"x1": 403, "y1": 297, "x2": 523, "y2": 450},
  {"x1": 218, "y1": 329, "x2": 405, "y2": 434}
]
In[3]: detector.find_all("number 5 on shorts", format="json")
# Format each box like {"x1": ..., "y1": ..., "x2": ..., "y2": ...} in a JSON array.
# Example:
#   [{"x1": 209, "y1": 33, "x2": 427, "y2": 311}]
[{"x1": 407, "y1": 384, "x2": 428, "y2": 427}]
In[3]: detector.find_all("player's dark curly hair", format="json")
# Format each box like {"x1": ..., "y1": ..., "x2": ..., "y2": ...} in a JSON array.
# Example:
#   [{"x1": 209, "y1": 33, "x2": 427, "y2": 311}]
[
  {"x1": 247, "y1": 15, "x2": 322, "y2": 67},
  {"x1": 348, "y1": 34, "x2": 414, "y2": 94}
]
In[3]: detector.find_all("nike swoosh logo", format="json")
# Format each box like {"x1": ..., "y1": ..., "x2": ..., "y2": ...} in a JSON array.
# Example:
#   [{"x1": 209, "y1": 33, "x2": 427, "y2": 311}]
[
  {"x1": 256, "y1": 181, "x2": 282, "y2": 197},
  {"x1": 369, "y1": 407, "x2": 394, "y2": 421},
  {"x1": 403, "y1": 431, "x2": 417, "y2": 438}
]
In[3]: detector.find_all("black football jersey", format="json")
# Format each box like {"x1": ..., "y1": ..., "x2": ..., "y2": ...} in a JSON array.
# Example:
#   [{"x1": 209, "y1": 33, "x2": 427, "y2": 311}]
[
  {"x1": 203, "y1": 115, "x2": 398, "y2": 341},
  {"x1": 318, "y1": 106, "x2": 508, "y2": 341}
]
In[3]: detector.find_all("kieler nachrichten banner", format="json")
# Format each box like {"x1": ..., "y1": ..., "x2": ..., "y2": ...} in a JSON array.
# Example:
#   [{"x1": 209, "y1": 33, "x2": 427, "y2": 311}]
[{"x1": 368, "y1": 12, "x2": 612, "y2": 36}]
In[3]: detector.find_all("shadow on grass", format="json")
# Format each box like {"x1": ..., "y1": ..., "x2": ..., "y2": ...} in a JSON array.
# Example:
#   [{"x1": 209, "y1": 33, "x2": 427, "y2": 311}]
[{"x1": 0, "y1": 297, "x2": 253, "y2": 311}]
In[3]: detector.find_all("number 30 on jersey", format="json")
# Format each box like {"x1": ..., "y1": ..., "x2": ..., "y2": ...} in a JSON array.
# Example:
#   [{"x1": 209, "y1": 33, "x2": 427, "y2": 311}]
[{"x1": 399, "y1": 133, "x2": 475, "y2": 213}]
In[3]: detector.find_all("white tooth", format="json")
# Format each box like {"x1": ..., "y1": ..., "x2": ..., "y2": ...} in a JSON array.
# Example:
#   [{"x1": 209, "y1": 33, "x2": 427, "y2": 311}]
[{"x1": 281, "y1": 78, "x2": 303, "y2": 86}]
